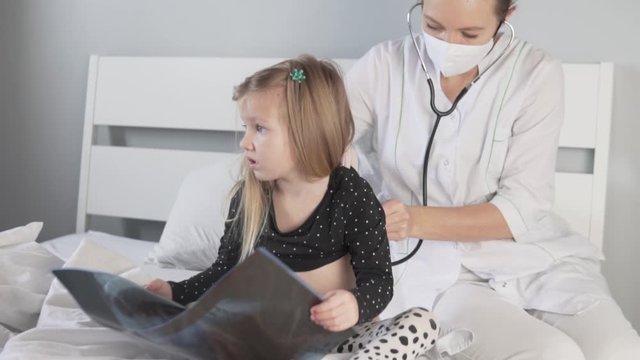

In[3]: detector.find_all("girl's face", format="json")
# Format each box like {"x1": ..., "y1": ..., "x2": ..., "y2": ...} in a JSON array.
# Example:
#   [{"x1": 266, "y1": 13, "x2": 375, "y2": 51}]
[
  {"x1": 239, "y1": 88, "x2": 298, "y2": 182},
  {"x1": 422, "y1": 0, "x2": 501, "y2": 45}
]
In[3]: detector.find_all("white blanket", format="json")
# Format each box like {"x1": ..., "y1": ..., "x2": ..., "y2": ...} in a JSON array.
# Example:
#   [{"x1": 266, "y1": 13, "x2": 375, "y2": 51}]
[
  {"x1": 0, "y1": 239, "x2": 193, "y2": 360},
  {"x1": 0, "y1": 236, "x2": 459, "y2": 360},
  {"x1": 0, "y1": 222, "x2": 63, "y2": 350}
]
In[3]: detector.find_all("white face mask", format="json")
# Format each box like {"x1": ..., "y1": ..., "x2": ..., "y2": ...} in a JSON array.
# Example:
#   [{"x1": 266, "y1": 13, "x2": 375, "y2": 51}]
[{"x1": 423, "y1": 31, "x2": 494, "y2": 77}]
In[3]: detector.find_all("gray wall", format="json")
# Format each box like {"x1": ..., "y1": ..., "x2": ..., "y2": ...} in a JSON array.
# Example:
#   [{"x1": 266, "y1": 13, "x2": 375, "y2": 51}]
[{"x1": 0, "y1": 0, "x2": 638, "y2": 329}]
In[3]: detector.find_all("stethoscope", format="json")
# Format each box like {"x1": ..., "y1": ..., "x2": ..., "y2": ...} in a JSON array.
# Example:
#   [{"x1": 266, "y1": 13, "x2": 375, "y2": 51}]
[{"x1": 391, "y1": 2, "x2": 515, "y2": 266}]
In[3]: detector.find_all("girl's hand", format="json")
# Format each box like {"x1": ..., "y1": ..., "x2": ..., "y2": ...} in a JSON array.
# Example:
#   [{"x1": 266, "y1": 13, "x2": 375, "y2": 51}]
[
  {"x1": 310, "y1": 289, "x2": 359, "y2": 332},
  {"x1": 144, "y1": 279, "x2": 173, "y2": 300},
  {"x1": 383, "y1": 199, "x2": 411, "y2": 240}
]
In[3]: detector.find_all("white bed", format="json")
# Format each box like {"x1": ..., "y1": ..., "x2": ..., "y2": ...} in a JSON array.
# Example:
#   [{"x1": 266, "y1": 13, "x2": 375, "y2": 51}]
[{"x1": 0, "y1": 56, "x2": 613, "y2": 360}]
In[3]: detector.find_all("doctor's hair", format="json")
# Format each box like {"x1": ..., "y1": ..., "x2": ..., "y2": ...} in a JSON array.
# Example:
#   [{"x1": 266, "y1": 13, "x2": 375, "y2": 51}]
[
  {"x1": 495, "y1": 0, "x2": 516, "y2": 21},
  {"x1": 230, "y1": 54, "x2": 355, "y2": 261}
]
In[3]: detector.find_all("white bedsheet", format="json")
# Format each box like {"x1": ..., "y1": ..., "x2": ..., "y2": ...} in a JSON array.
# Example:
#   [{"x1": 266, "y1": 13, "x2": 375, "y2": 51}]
[
  {"x1": 1, "y1": 233, "x2": 445, "y2": 359},
  {"x1": 0, "y1": 237, "x2": 354, "y2": 360},
  {"x1": 0, "y1": 223, "x2": 63, "y2": 351},
  {"x1": 1, "y1": 236, "x2": 196, "y2": 360}
]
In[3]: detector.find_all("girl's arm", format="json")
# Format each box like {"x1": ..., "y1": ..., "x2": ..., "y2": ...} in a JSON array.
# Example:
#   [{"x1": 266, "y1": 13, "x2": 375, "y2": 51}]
[
  {"x1": 168, "y1": 193, "x2": 242, "y2": 305},
  {"x1": 345, "y1": 174, "x2": 394, "y2": 323},
  {"x1": 312, "y1": 174, "x2": 392, "y2": 331}
]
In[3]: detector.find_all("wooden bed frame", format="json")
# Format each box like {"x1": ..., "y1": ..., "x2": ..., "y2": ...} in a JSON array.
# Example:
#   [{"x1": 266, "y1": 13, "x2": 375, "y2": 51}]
[{"x1": 75, "y1": 56, "x2": 613, "y2": 250}]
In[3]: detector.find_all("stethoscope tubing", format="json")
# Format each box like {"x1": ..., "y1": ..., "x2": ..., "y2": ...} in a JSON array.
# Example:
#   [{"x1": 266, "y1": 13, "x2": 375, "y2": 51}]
[{"x1": 391, "y1": 1, "x2": 514, "y2": 267}]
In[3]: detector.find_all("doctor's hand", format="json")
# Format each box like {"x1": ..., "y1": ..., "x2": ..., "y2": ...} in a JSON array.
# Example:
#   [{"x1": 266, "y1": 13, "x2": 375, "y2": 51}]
[
  {"x1": 144, "y1": 279, "x2": 173, "y2": 300},
  {"x1": 310, "y1": 289, "x2": 359, "y2": 332},
  {"x1": 383, "y1": 199, "x2": 412, "y2": 240}
]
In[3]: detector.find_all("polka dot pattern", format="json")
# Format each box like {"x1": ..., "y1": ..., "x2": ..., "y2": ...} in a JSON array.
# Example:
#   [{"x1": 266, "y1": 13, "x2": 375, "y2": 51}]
[
  {"x1": 169, "y1": 167, "x2": 393, "y2": 323},
  {"x1": 334, "y1": 307, "x2": 439, "y2": 359}
]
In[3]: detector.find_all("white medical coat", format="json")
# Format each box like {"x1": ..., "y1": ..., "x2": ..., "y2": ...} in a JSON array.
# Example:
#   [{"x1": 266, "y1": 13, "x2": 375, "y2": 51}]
[{"x1": 346, "y1": 35, "x2": 610, "y2": 317}]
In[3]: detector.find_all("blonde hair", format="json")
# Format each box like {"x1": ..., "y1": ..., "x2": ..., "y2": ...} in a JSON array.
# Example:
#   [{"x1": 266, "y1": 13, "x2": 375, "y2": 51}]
[{"x1": 230, "y1": 54, "x2": 354, "y2": 261}]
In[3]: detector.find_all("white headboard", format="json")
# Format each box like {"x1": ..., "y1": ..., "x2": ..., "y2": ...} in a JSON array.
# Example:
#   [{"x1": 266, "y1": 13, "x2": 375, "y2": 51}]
[
  {"x1": 76, "y1": 56, "x2": 353, "y2": 234},
  {"x1": 554, "y1": 63, "x2": 613, "y2": 250},
  {"x1": 76, "y1": 56, "x2": 613, "y2": 250}
]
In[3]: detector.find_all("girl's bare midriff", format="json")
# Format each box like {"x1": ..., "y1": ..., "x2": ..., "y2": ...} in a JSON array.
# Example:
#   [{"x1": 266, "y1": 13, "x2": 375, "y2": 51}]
[{"x1": 296, "y1": 255, "x2": 356, "y2": 295}]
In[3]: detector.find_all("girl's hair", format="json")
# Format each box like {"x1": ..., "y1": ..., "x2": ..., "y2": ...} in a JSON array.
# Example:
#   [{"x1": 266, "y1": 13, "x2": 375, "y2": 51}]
[
  {"x1": 230, "y1": 54, "x2": 354, "y2": 261},
  {"x1": 495, "y1": 0, "x2": 516, "y2": 22}
]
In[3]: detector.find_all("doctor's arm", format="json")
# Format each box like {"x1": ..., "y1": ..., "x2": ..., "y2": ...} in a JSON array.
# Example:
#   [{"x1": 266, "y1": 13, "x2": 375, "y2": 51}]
[
  {"x1": 385, "y1": 200, "x2": 512, "y2": 241},
  {"x1": 387, "y1": 60, "x2": 565, "y2": 243}
]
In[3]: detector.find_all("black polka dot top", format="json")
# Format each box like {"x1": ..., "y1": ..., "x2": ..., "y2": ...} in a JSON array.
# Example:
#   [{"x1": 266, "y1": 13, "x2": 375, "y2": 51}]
[{"x1": 169, "y1": 166, "x2": 393, "y2": 323}]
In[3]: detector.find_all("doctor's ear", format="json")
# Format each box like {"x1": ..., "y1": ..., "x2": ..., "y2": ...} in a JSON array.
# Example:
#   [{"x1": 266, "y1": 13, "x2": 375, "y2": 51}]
[{"x1": 505, "y1": 6, "x2": 516, "y2": 21}]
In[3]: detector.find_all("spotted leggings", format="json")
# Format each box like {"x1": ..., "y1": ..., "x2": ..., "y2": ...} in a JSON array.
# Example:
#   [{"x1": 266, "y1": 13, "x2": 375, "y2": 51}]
[{"x1": 333, "y1": 307, "x2": 439, "y2": 360}]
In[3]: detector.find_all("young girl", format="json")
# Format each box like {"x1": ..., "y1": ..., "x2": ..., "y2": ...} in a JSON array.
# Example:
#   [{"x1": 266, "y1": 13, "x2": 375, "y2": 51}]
[{"x1": 146, "y1": 55, "x2": 439, "y2": 359}]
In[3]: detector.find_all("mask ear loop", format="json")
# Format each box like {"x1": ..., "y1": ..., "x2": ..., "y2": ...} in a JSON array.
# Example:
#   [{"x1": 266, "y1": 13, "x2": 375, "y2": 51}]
[
  {"x1": 494, "y1": 20, "x2": 504, "y2": 38},
  {"x1": 482, "y1": 20, "x2": 506, "y2": 61},
  {"x1": 471, "y1": 20, "x2": 515, "y2": 86}
]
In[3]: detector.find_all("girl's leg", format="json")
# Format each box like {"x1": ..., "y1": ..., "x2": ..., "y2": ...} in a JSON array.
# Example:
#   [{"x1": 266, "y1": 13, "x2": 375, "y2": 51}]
[
  {"x1": 334, "y1": 307, "x2": 439, "y2": 360},
  {"x1": 532, "y1": 299, "x2": 640, "y2": 360}
]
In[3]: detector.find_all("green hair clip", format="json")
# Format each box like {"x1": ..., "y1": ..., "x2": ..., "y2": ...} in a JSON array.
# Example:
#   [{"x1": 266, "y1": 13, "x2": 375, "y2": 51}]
[{"x1": 289, "y1": 68, "x2": 306, "y2": 83}]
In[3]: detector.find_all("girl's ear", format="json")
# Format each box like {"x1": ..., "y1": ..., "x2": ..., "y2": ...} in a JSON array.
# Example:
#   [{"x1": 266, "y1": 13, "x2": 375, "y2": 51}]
[{"x1": 505, "y1": 6, "x2": 516, "y2": 21}]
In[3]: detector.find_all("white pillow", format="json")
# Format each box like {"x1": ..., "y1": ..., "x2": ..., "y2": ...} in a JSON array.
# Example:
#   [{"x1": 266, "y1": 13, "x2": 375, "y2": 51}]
[
  {"x1": 0, "y1": 222, "x2": 43, "y2": 247},
  {"x1": 42, "y1": 230, "x2": 156, "y2": 264},
  {"x1": 0, "y1": 222, "x2": 63, "y2": 339},
  {"x1": 145, "y1": 156, "x2": 241, "y2": 270}
]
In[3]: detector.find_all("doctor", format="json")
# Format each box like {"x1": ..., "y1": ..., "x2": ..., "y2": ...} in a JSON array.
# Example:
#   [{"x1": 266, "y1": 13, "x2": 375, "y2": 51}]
[{"x1": 346, "y1": 0, "x2": 640, "y2": 359}]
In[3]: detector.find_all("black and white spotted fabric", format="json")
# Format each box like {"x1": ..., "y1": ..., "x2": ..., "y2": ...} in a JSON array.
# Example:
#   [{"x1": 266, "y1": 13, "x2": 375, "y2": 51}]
[
  {"x1": 334, "y1": 307, "x2": 439, "y2": 360},
  {"x1": 169, "y1": 166, "x2": 393, "y2": 324}
]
